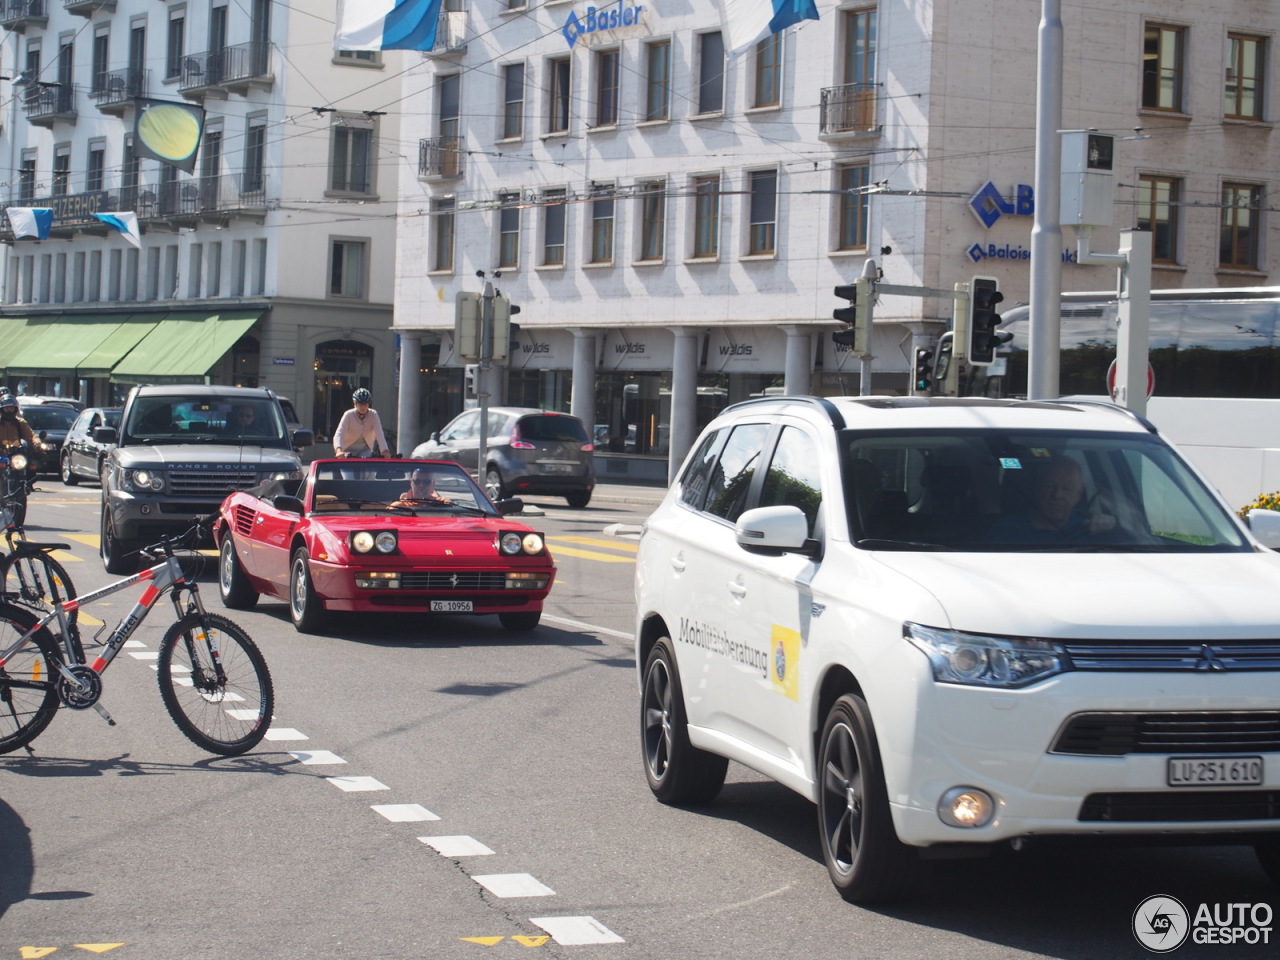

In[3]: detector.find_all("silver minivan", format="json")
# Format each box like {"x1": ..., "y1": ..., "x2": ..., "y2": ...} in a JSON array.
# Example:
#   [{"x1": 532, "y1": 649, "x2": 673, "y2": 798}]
[{"x1": 411, "y1": 406, "x2": 595, "y2": 507}]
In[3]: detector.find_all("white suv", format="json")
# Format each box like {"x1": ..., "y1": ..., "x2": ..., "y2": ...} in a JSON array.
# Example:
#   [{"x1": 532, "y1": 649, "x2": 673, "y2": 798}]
[{"x1": 634, "y1": 395, "x2": 1280, "y2": 903}]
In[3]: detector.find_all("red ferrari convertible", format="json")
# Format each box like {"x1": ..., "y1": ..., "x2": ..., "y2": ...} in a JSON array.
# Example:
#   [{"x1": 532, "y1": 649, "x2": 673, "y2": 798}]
[{"x1": 213, "y1": 458, "x2": 556, "y2": 634}]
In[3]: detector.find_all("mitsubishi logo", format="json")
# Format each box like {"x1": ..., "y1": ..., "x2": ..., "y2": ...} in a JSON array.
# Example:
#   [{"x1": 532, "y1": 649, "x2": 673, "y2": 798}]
[
  {"x1": 1195, "y1": 644, "x2": 1227, "y2": 671},
  {"x1": 449, "y1": 573, "x2": 459, "y2": 588}
]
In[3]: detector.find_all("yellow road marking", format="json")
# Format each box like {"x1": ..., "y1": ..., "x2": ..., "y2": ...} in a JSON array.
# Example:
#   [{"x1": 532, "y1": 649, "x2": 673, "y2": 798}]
[
  {"x1": 460, "y1": 936, "x2": 505, "y2": 946},
  {"x1": 20, "y1": 949, "x2": 57, "y2": 959},
  {"x1": 547, "y1": 545, "x2": 634, "y2": 563},
  {"x1": 547, "y1": 535, "x2": 638, "y2": 553},
  {"x1": 75, "y1": 946, "x2": 126, "y2": 954},
  {"x1": 512, "y1": 935, "x2": 551, "y2": 947},
  {"x1": 64, "y1": 533, "x2": 99, "y2": 548}
]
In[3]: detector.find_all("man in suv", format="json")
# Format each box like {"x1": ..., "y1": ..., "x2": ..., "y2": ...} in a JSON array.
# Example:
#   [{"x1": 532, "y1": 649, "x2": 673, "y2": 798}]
[
  {"x1": 635, "y1": 395, "x2": 1280, "y2": 903},
  {"x1": 99, "y1": 385, "x2": 312, "y2": 573}
]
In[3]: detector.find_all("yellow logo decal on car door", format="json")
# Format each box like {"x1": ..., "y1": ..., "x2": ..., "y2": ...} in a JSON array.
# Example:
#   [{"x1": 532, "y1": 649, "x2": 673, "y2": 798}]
[{"x1": 771, "y1": 625, "x2": 801, "y2": 701}]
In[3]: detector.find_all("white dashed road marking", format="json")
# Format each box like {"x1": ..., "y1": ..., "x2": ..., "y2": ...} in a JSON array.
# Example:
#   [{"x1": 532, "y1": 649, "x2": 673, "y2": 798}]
[
  {"x1": 325, "y1": 775, "x2": 390, "y2": 792},
  {"x1": 288, "y1": 750, "x2": 345, "y2": 765},
  {"x1": 531, "y1": 916, "x2": 626, "y2": 945},
  {"x1": 419, "y1": 835, "x2": 494, "y2": 857},
  {"x1": 127, "y1": 651, "x2": 158, "y2": 660},
  {"x1": 472, "y1": 874, "x2": 556, "y2": 898},
  {"x1": 372, "y1": 803, "x2": 440, "y2": 822},
  {"x1": 263, "y1": 727, "x2": 308, "y2": 740}
]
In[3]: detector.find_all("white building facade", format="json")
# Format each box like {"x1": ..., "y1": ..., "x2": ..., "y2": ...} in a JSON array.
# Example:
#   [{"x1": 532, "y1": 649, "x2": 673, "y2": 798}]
[
  {"x1": 0, "y1": 0, "x2": 402, "y2": 445},
  {"x1": 392, "y1": 1, "x2": 1280, "y2": 480}
]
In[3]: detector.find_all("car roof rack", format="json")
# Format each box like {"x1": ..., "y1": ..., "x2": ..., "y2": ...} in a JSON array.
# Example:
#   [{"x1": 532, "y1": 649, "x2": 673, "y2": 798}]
[
  {"x1": 1031, "y1": 397, "x2": 1159, "y2": 434},
  {"x1": 722, "y1": 395, "x2": 846, "y2": 430}
]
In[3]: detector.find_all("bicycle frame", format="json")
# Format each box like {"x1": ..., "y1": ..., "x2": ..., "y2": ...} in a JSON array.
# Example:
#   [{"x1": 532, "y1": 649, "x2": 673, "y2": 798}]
[{"x1": 0, "y1": 551, "x2": 209, "y2": 694}]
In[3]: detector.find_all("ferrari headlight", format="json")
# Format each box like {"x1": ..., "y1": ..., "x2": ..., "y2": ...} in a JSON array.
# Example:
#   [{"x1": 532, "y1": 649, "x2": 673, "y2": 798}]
[
  {"x1": 521, "y1": 533, "x2": 544, "y2": 555},
  {"x1": 374, "y1": 531, "x2": 397, "y2": 554},
  {"x1": 499, "y1": 532, "x2": 523, "y2": 556},
  {"x1": 351, "y1": 531, "x2": 375, "y2": 554},
  {"x1": 905, "y1": 623, "x2": 1065, "y2": 688},
  {"x1": 10, "y1": 453, "x2": 28, "y2": 471}
]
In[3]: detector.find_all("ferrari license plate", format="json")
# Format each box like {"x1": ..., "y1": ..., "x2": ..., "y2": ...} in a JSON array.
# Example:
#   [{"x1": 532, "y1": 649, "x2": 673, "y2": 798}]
[
  {"x1": 1167, "y1": 756, "x2": 1263, "y2": 787},
  {"x1": 431, "y1": 600, "x2": 474, "y2": 613}
]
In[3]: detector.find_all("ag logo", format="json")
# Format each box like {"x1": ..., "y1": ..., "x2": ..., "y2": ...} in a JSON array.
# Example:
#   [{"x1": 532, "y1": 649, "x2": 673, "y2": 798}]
[{"x1": 1133, "y1": 895, "x2": 1190, "y2": 953}]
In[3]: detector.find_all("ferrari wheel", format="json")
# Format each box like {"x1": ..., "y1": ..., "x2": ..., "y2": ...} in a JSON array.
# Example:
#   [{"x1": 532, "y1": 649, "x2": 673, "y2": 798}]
[{"x1": 288, "y1": 548, "x2": 323, "y2": 633}]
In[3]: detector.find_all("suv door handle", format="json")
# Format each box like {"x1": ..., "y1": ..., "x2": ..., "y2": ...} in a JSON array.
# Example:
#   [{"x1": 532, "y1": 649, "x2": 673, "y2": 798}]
[
  {"x1": 670, "y1": 554, "x2": 686, "y2": 573},
  {"x1": 728, "y1": 578, "x2": 747, "y2": 599}
]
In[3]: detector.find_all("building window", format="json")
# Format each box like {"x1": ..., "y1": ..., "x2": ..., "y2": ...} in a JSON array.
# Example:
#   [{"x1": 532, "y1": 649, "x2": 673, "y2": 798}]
[
  {"x1": 86, "y1": 142, "x2": 105, "y2": 192},
  {"x1": 590, "y1": 188, "x2": 614, "y2": 263},
  {"x1": 52, "y1": 146, "x2": 71, "y2": 197},
  {"x1": 693, "y1": 174, "x2": 720, "y2": 258},
  {"x1": 543, "y1": 188, "x2": 567, "y2": 266},
  {"x1": 231, "y1": 239, "x2": 246, "y2": 296},
  {"x1": 1220, "y1": 183, "x2": 1262, "y2": 270},
  {"x1": 837, "y1": 162, "x2": 870, "y2": 250},
  {"x1": 208, "y1": 242, "x2": 222, "y2": 297},
  {"x1": 166, "y1": 11, "x2": 185, "y2": 80},
  {"x1": 329, "y1": 238, "x2": 367, "y2": 298},
  {"x1": 330, "y1": 117, "x2": 375, "y2": 195},
  {"x1": 502, "y1": 63, "x2": 524, "y2": 140},
  {"x1": 754, "y1": 33, "x2": 782, "y2": 108},
  {"x1": 243, "y1": 117, "x2": 266, "y2": 193},
  {"x1": 92, "y1": 28, "x2": 109, "y2": 94},
  {"x1": 499, "y1": 192, "x2": 520, "y2": 268},
  {"x1": 697, "y1": 32, "x2": 725, "y2": 114},
  {"x1": 637, "y1": 180, "x2": 666, "y2": 261},
  {"x1": 432, "y1": 197, "x2": 455, "y2": 272},
  {"x1": 252, "y1": 238, "x2": 268, "y2": 296},
  {"x1": 644, "y1": 40, "x2": 671, "y2": 122},
  {"x1": 188, "y1": 243, "x2": 203, "y2": 299},
  {"x1": 594, "y1": 49, "x2": 619, "y2": 127},
  {"x1": 1137, "y1": 175, "x2": 1180, "y2": 264},
  {"x1": 1142, "y1": 24, "x2": 1185, "y2": 112},
  {"x1": 748, "y1": 169, "x2": 777, "y2": 255},
  {"x1": 1225, "y1": 33, "x2": 1265, "y2": 121},
  {"x1": 548, "y1": 57, "x2": 571, "y2": 134},
  {"x1": 335, "y1": 50, "x2": 380, "y2": 65},
  {"x1": 18, "y1": 153, "x2": 36, "y2": 204}
]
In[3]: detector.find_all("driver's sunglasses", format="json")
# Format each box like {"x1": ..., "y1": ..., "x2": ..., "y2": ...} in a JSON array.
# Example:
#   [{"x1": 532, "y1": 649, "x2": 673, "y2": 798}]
[{"x1": 411, "y1": 478, "x2": 434, "y2": 487}]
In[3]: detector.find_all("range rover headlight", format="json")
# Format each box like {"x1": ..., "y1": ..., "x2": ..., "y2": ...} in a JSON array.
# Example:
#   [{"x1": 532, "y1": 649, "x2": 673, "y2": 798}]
[
  {"x1": 351, "y1": 531, "x2": 375, "y2": 554},
  {"x1": 127, "y1": 468, "x2": 165, "y2": 492},
  {"x1": 905, "y1": 623, "x2": 1066, "y2": 688},
  {"x1": 266, "y1": 469, "x2": 303, "y2": 482}
]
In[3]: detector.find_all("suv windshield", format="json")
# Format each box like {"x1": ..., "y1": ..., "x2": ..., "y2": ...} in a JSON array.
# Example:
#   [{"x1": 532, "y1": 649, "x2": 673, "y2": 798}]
[
  {"x1": 125, "y1": 397, "x2": 288, "y2": 446},
  {"x1": 844, "y1": 429, "x2": 1249, "y2": 552}
]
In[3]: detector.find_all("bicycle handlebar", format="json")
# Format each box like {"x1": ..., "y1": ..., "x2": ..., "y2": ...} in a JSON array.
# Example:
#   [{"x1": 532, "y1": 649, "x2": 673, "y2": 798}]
[{"x1": 139, "y1": 515, "x2": 215, "y2": 560}]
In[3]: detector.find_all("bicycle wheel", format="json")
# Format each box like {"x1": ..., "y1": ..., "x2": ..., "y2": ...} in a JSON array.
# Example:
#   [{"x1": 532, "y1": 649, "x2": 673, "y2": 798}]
[
  {"x1": 0, "y1": 603, "x2": 60, "y2": 755},
  {"x1": 156, "y1": 612, "x2": 274, "y2": 756},
  {"x1": 1, "y1": 551, "x2": 79, "y2": 642}
]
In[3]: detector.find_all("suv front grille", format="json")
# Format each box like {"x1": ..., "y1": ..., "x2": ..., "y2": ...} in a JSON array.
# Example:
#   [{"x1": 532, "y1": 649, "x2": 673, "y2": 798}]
[
  {"x1": 169, "y1": 470, "x2": 259, "y2": 497},
  {"x1": 1052, "y1": 712, "x2": 1280, "y2": 756},
  {"x1": 1063, "y1": 640, "x2": 1280, "y2": 671},
  {"x1": 399, "y1": 571, "x2": 508, "y2": 590}
]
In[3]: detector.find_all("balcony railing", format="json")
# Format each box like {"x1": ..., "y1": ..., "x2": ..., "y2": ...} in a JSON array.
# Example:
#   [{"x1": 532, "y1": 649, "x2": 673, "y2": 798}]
[
  {"x1": 89, "y1": 66, "x2": 148, "y2": 112},
  {"x1": 819, "y1": 82, "x2": 880, "y2": 136},
  {"x1": 131, "y1": 174, "x2": 270, "y2": 221},
  {"x1": 64, "y1": 0, "x2": 115, "y2": 16},
  {"x1": 220, "y1": 41, "x2": 273, "y2": 89},
  {"x1": 426, "y1": 10, "x2": 468, "y2": 57},
  {"x1": 418, "y1": 137, "x2": 464, "y2": 179},
  {"x1": 0, "y1": 0, "x2": 46, "y2": 31},
  {"x1": 177, "y1": 49, "x2": 226, "y2": 97},
  {"x1": 22, "y1": 83, "x2": 77, "y2": 126}
]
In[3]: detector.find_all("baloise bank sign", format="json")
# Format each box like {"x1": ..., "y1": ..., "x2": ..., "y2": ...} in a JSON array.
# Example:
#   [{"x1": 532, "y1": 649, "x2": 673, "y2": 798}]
[{"x1": 966, "y1": 181, "x2": 1081, "y2": 266}]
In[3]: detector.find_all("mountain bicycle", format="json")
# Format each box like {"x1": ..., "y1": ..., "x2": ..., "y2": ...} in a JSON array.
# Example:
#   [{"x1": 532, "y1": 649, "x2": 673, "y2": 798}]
[
  {"x1": 0, "y1": 516, "x2": 273, "y2": 756},
  {"x1": 1, "y1": 482, "x2": 80, "y2": 642}
]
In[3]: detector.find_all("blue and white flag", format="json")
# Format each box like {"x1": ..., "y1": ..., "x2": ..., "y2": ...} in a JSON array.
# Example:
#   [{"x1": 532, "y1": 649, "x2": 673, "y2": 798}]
[
  {"x1": 720, "y1": 0, "x2": 820, "y2": 54},
  {"x1": 335, "y1": 0, "x2": 444, "y2": 51},
  {"x1": 92, "y1": 211, "x2": 142, "y2": 249},
  {"x1": 5, "y1": 207, "x2": 53, "y2": 240}
]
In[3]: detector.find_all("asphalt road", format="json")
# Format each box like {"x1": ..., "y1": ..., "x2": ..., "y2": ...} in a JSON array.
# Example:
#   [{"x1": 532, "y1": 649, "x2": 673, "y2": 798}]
[{"x1": 1, "y1": 484, "x2": 1276, "y2": 960}]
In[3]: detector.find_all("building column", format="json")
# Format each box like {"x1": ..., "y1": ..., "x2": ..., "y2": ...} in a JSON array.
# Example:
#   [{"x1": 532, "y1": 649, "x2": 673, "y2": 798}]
[
  {"x1": 569, "y1": 328, "x2": 598, "y2": 426},
  {"x1": 780, "y1": 325, "x2": 814, "y2": 396},
  {"x1": 396, "y1": 332, "x2": 421, "y2": 455},
  {"x1": 668, "y1": 327, "x2": 699, "y2": 485}
]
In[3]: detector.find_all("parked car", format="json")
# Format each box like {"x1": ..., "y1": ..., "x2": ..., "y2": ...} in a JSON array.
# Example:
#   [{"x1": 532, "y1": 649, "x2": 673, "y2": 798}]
[
  {"x1": 59, "y1": 406, "x2": 121, "y2": 485},
  {"x1": 17, "y1": 403, "x2": 78, "y2": 477},
  {"x1": 411, "y1": 407, "x2": 594, "y2": 507},
  {"x1": 16, "y1": 395, "x2": 86, "y2": 411},
  {"x1": 213, "y1": 458, "x2": 555, "y2": 633},
  {"x1": 635, "y1": 394, "x2": 1280, "y2": 904}
]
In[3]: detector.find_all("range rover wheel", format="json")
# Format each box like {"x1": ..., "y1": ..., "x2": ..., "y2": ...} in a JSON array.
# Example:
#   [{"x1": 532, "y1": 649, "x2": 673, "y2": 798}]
[
  {"x1": 817, "y1": 694, "x2": 917, "y2": 904},
  {"x1": 641, "y1": 636, "x2": 727, "y2": 805},
  {"x1": 60, "y1": 452, "x2": 79, "y2": 486},
  {"x1": 100, "y1": 509, "x2": 136, "y2": 575}
]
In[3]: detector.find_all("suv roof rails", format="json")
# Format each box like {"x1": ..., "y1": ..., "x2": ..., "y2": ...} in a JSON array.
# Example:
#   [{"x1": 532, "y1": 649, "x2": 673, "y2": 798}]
[
  {"x1": 1032, "y1": 397, "x2": 1159, "y2": 434},
  {"x1": 722, "y1": 395, "x2": 846, "y2": 430}
]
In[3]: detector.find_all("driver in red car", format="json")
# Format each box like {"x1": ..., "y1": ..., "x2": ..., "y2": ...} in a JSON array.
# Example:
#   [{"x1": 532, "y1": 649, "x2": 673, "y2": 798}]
[{"x1": 390, "y1": 467, "x2": 453, "y2": 507}]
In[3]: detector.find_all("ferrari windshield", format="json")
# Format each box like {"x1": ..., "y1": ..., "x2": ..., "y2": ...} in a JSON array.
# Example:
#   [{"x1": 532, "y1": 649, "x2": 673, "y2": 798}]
[
  {"x1": 308, "y1": 461, "x2": 495, "y2": 515},
  {"x1": 843, "y1": 429, "x2": 1250, "y2": 552}
]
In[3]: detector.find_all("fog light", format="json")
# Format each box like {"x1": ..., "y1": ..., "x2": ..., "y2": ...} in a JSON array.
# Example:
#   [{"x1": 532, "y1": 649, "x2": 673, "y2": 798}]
[
  {"x1": 937, "y1": 786, "x2": 995, "y2": 828},
  {"x1": 355, "y1": 571, "x2": 400, "y2": 589},
  {"x1": 505, "y1": 572, "x2": 550, "y2": 590}
]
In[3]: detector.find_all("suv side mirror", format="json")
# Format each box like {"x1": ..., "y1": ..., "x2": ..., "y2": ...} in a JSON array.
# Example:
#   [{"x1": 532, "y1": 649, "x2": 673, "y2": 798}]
[
  {"x1": 1246, "y1": 508, "x2": 1280, "y2": 549},
  {"x1": 291, "y1": 429, "x2": 314, "y2": 449},
  {"x1": 735, "y1": 505, "x2": 820, "y2": 558},
  {"x1": 94, "y1": 426, "x2": 118, "y2": 444}
]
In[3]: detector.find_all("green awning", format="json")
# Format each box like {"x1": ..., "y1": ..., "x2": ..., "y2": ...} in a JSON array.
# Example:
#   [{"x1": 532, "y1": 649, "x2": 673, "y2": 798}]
[
  {"x1": 5, "y1": 314, "x2": 138, "y2": 377},
  {"x1": 76, "y1": 316, "x2": 164, "y2": 378},
  {"x1": 110, "y1": 310, "x2": 262, "y2": 383},
  {"x1": 1, "y1": 318, "x2": 49, "y2": 380}
]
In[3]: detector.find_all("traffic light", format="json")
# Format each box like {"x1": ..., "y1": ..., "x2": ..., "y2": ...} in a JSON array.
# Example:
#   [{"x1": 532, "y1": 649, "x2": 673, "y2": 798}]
[
  {"x1": 967, "y1": 276, "x2": 1006, "y2": 365},
  {"x1": 831, "y1": 278, "x2": 872, "y2": 354},
  {"x1": 492, "y1": 294, "x2": 521, "y2": 362},
  {"x1": 464, "y1": 364, "x2": 479, "y2": 398},
  {"x1": 455, "y1": 292, "x2": 482, "y2": 362},
  {"x1": 913, "y1": 345, "x2": 934, "y2": 394}
]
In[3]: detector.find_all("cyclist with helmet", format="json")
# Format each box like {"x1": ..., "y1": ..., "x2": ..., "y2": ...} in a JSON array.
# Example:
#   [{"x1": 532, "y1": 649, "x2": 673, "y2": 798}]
[{"x1": 332, "y1": 387, "x2": 389, "y2": 459}]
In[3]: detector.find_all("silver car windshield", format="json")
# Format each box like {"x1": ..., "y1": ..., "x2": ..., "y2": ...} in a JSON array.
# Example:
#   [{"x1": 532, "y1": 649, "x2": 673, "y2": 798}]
[{"x1": 843, "y1": 430, "x2": 1249, "y2": 552}]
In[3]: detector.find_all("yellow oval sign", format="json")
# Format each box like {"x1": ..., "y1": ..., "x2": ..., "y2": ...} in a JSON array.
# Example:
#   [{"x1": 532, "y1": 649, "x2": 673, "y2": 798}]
[{"x1": 137, "y1": 104, "x2": 202, "y2": 162}]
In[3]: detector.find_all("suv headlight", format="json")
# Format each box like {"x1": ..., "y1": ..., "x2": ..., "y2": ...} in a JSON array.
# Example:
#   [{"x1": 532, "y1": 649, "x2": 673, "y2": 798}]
[
  {"x1": 124, "y1": 468, "x2": 165, "y2": 492},
  {"x1": 905, "y1": 623, "x2": 1066, "y2": 688},
  {"x1": 263, "y1": 469, "x2": 303, "y2": 483}
]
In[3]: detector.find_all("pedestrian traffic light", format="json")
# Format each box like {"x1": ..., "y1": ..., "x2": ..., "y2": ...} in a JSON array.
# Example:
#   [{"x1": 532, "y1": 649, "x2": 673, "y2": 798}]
[
  {"x1": 913, "y1": 345, "x2": 934, "y2": 394},
  {"x1": 831, "y1": 277, "x2": 872, "y2": 354},
  {"x1": 967, "y1": 276, "x2": 1006, "y2": 365}
]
